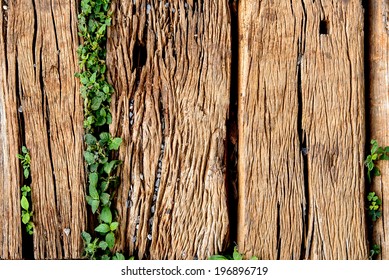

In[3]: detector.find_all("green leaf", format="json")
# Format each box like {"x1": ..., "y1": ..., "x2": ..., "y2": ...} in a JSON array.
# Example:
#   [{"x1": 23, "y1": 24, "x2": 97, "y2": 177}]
[
  {"x1": 81, "y1": 231, "x2": 92, "y2": 244},
  {"x1": 23, "y1": 168, "x2": 30, "y2": 179},
  {"x1": 233, "y1": 247, "x2": 243, "y2": 260},
  {"x1": 21, "y1": 196, "x2": 29, "y2": 211},
  {"x1": 95, "y1": 115, "x2": 106, "y2": 126},
  {"x1": 91, "y1": 199, "x2": 100, "y2": 214},
  {"x1": 84, "y1": 151, "x2": 95, "y2": 165},
  {"x1": 22, "y1": 212, "x2": 30, "y2": 224},
  {"x1": 98, "y1": 241, "x2": 108, "y2": 250},
  {"x1": 110, "y1": 221, "x2": 119, "y2": 231},
  {"x1": 105, "y1": 232, "x2": 115, "y2": 249},
  {"x1": 91, "y1": 96, "x2": 102, "y2": 111},
  {"x1": 373, "y1": 167, "x2": 381, "y2": 177},
  {"x1": 101, "y1": 181, "x2": 109, "y2": 193},
  {"x1": 100, "y1": 206, "x2": 112, "y2": 224},
  {"x1": 90, "y1": 72, "x2": 97, "y2": 83},
  {"x1": 381, "y1": 154, "x2": 389, "y2": 160},
  {"x1": 250, "y1": 256, "x2": 259, "y2": 260},
  {"x1": 89, "y1": 172, "x2": 99, "y2": 200},
  {"x1": 100, "y1": 192, "x2": 110, "y2": 205},
  {"x1": 106, "y1": 112, "x2": 112, "y2": 124},
  {"x1": 109, "y1": 137, "x2": 122, "y2": 150},
  {"x1": 104, "y1": 160, "x2": 120, "y2": 175},
  {"x1": 85, "y1": 134, "x2": 97, "y2": 145},
  {"x1": 101, "y1": 255, "x2": 110, "y2": 260},
  {"x1": 22, "y1": 146, "x2": 28, "y2": 154},
  {"x1": 113, "y1": 252, "x2": 125, "y2": 260},
  {"x1": 208, "y1": 255, "x2": 229, "y2": 260},
  {"x1": 95, "y1": 223, "x2": 110, "y2": 234},
  {"x1": 102, "y1": 84, "x2": 110, "y2": 94}
]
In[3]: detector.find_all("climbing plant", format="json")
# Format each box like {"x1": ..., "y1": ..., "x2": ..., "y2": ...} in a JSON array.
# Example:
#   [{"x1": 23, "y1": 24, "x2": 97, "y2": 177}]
[{"x1": 76, "y1": 0, "x2": 124, "y2": 260}]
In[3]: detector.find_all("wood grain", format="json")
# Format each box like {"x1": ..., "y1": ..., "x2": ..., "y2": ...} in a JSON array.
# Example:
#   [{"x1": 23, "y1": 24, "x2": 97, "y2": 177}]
[
  {"x1": 3, "y1": 0, "x2": 87, "y2": 259},
  {"x1": 0, "y1": 0, "x2": 22, "y2": 259},
  {"x1": 238, "y1": 0, "x2": 368, "y2": 259},
  {"x1": 107, "y1": 0, "x2": 231, "y2": 260},
  {"x1": 368, "y1": 0, "x2": 389, "y2": 259}
]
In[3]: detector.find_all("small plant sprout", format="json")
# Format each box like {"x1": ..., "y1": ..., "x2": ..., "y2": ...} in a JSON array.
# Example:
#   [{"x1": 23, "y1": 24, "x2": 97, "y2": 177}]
[
  {"x1": 367, "y1": 192, "x2": 382, "y2": 222},
  {"x1": 369, "y1": 244, "x2": 381, "y2": 260},
  {"x1": 17, "y1": 145, "x2": 31, "y2": 179},
  {"x1": 209, "y1": 246, "x2": 258, "y2": 260},
  {"x1": 17, "y1": 146, "x2": 33, "y2": 235},
  {"x1": 364, "y1": 139, "x2": 389, "y2": 182}
]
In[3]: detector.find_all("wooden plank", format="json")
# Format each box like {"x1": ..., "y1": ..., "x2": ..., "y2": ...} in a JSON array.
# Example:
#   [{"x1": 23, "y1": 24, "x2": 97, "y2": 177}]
[
  {"x1": 368, "y1": 0, "x2": 389, "y2": 259},
  {"x1": 302, "y1": 0, "x2": 366, "y2": 260},
  {"x1": 238, "y1": 0, "x2": 368, "y2": 259},
  {"x1": 0, "y1": 1, "x2": 22, "y2": 260},
  {"x1": 107, "y1": 0, "x2": 231, "y2": 259},
  {"x1": 237, "y1": 0, "x2": 305, "y2": 260},
  {"x1": 5, "y1": 0, "x2": 87, "y2": 259}
]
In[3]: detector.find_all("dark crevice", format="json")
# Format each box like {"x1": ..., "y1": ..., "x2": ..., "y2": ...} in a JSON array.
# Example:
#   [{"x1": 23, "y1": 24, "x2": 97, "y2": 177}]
[
  {"x1": 276, "y1": 203, "x2": 281, "y2": 260},
  {"x1": 225, "y1": 0, "x2": 239, "y2": 251},
  {"x1": 132, "y1": 40, "x2": 147, "y2": 73},
  {"x1": 319, "y1": 19, "x2": 329, "y2": 35},
  {"x1": 31, "y1": 0, "x2": 38, "y2": 68},
  {"x1": 298, "y1": 0, "x2": 308, "y2": 260},
  {"x1": 16, "y1": 58, "x2": 34, "y2": 259},
  {"x1": 362, "y1": 0, "x2": 376, "y2": 259}
]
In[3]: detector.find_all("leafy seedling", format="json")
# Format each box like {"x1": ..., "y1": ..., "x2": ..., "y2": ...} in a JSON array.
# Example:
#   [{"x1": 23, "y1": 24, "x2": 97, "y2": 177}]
[
  {"x1": 364, "y1": 140, "x2": 389, "y2": 182},
  {"x1": 367, "y1": 192, "x2": 382, "y2": 222}
]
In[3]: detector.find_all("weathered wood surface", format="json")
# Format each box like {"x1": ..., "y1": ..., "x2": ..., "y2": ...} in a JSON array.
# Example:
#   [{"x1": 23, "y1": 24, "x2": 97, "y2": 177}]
[
  {"x1": 2, "y1": 0, "x2": 87, "y2": 259},
  {"x1": 0, "y1": 0, "x2": 22, "y2": 259},
  {"x1": 238, "y1": 0, "x2": 367, "y2": 259},
  {"x1": 368, "y1": 0, "x2": 389, "y2": 260},
  {"x1": 107, "y1": 0, "x2": 231, "y2": 259}
]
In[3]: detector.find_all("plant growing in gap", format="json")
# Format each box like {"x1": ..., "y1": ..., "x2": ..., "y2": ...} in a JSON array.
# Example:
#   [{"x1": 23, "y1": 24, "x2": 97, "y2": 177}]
[
  {"x1": 209, "y1": 246, "x2": 258, "y2": 260},
  {"x1": 76, "y1": 0, "x2": 124, "y2": 259},
  {"x1": 17, "y1": 146, "x2": 33, "y2": 235},
  {"x1": 367, "y1": 191, "x2": 382, "y2": 222},
  {"x1": 364, "y1": 139, "x2": 389, "y2": 182},
  {"x1": 365, "y1": 139, "x2": 386, "y2": 260},
  {"x1": 369, "y1": 244, "x2": 381, "y2": 260}
]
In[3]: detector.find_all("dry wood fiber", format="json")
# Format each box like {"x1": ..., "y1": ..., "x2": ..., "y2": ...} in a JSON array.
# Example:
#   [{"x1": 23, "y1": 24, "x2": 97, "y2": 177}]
[
  {"x1": 0, "y1": 0, "x2": 22, "y2": 260},
  {"x1": 4, "y1": 0, "x2": 87, "y2": 259},
  {"x1": 107, "y1": 0, "x2": 231, "y2": 260},
  {"x1": 238, "y1": 0, "x2": 368, "y2": 259},
  {"x1": 368, "y1": 0, "x2": 389, "y2": 260}
]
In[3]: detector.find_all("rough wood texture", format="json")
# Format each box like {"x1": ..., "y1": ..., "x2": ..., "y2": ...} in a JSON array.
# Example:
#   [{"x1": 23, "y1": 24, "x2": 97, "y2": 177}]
[
  {"x1": 0, "y1": 0, "x2": 22, "y2": 259},
  {"x1": 368, "y1": 0, "x2": 389, "y2": 260},
  {"x1": 238, "y1": 0, "x2": 368, "y2": 259},
  {"x1": 4, "y1": 0, "x2": 86, "y2": 259},
  {"x1": 107, "y1": 0, "x2": 231, "y2": 259}
]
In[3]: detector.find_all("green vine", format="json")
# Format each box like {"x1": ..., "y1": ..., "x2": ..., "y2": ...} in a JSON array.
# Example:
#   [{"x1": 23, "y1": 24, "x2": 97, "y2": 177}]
[
  {"x1": 76, "y1": 0, "x2": 123, "y2": 260},
  {"x1": 365, "y1": 139, "x2": 386, "y2": 260},
  {"x1": 17, "y1": 146, "x2": 33, "y2": 235}
]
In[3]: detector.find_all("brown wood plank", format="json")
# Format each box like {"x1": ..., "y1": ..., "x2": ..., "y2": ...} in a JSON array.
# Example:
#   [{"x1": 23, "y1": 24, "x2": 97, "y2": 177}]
[
  {"x1": 237, "y1": 0, "x2": 305, "y2": 260},
  {"x1": 238, "y1": 0, "x2": 367, "y2": 259},
  {"x1": 107, "y1": 0, "x2": 231, "y2": 259},
  {"x1": 0, "y1": 1, "x2": 22, "y2": 260},
  {"x1": 302, "y1": 0, "x2": 366, "y2": 260},
  {"x1": 368, "y1": 0, "x2": 389, "y2": 259},
  {"x1": 5, "y1": 0, "x2": 87, "y2": 259}
]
